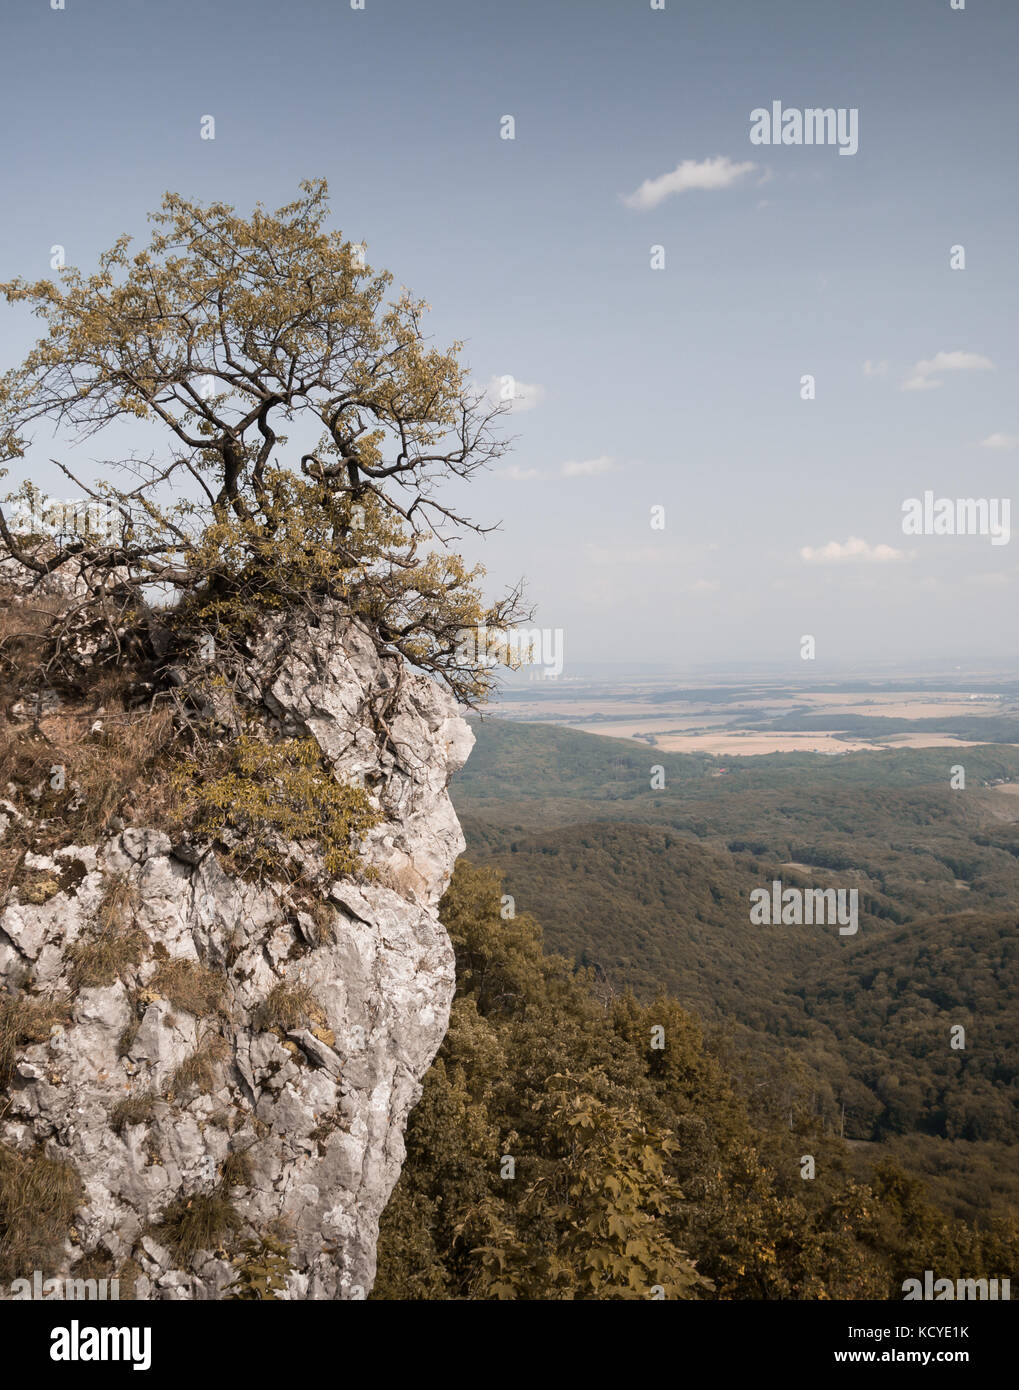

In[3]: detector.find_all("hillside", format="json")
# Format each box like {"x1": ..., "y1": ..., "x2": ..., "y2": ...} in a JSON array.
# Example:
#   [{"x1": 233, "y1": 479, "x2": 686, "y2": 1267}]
[
  {"x1": 374, "y1": 861, "x2": 1019, "y2": 1299},
  {"x1": 451, "y1": 718, "x2": 1019, "y2": 1215}
]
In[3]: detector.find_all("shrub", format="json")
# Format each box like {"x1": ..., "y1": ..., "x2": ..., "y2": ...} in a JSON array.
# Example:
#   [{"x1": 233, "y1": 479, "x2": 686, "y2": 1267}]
[
  {"x1": 172, "y1": 733, "x2": 380, "y2": 881},
  {"x1": 224, "y1": 1234, "x2": 291, "y2": 1300}
]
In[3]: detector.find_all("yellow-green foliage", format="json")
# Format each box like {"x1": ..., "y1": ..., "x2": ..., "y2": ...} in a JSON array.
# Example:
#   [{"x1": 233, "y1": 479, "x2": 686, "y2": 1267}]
[
  {"x1": 174, "y1": 733, "x2": 379, "y2": 880},
  {"x1": 0, "y1": 1142, "x2": 83, "y2": 1281},
  {"x1": 16, "y1": 871, "x2": 61, "y2": 905},
  {"x1": 224, "y1": 1235, "x2": 291, "y2": 1300},
  {"x1": 0, "y1": 181, "x2": 530, "y2": 705},
  {"x1": 468, "y1": 1086, "x2": 711, "y2": 1301}
]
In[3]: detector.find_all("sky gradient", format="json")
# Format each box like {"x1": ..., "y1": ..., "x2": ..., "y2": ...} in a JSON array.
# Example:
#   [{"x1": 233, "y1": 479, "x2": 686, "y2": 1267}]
[{"x1": 1, "y1": 0, "x2": 1016, "y2": 674}]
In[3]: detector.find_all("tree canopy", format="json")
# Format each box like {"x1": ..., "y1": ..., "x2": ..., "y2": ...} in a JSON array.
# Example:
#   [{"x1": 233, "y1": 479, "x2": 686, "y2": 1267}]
[{"x1": 0, "y1": 179, "x2": 525, "y2": 701}]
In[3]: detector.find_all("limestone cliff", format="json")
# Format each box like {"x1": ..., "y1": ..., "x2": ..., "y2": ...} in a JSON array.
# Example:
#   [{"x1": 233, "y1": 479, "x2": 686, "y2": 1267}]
[{"x1": 0, "y1": 601, "x2": 473, "y2": 1299}]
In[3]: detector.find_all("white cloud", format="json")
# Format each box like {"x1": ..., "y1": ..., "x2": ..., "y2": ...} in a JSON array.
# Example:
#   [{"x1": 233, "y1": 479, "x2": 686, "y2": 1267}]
[
  {"x1": 980, "y1": 432, "x2": 1019, "y2": 450},
  {"x1": 561, "y1": 455, "x2": 614, "y2": 478},
  {"x1": 498, "y1": 465, "x2": 542, "y2": 481},
  {"x1": 620, "y1": 156, "x2": 756, "y2": 212},
  {"x1": 485, "y1": 375, "x2": 546, "y2": 413},
  {"x1": 862, "y1": 359, "x2": 889, "y2": 377},
  {"x1": 901, "y1": 350, "x2": 995, "y2": 392},
  {"x1": 799, "y1": 536, "x2": 912, "y2": 565}
]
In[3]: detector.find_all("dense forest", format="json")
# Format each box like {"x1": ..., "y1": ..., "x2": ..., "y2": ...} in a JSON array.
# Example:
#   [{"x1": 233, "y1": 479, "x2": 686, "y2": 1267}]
[
  {"x1": 446, "y1": 719, "x2": 1019, "y2": 1224},
  {"x1": 374, "y1": 861, "x2": 1019, "y2": 1298}
]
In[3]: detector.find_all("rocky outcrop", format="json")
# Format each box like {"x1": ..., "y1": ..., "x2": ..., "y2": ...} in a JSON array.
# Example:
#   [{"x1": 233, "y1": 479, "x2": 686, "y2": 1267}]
[{"x1": 0, "y1": 603, "x2": 473, "y2": 1299}]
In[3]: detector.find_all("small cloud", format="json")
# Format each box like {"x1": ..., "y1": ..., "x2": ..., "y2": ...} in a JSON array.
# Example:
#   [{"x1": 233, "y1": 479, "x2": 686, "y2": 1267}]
[
  {"x1": 561, "y1": 455, "x2": 614, "y2": 478},
  {"x1": 799, "y1": 536, "x2": 912, "y2": 565},
  {"x1": 863, "y1": 359, "x2": 889, "y2": 377},
  {"x1": 980, "y1": 432, "x2": 1019, "y2": 450},
  {"x1": 498, "y1": 465, "x2": 542, "y2": 482},
  {"x1": 620, "y1": 155, "x2": 756, "y2": 212},
  {"x1": 901, "y1": 350, "x2": 995, "y2": 392},
  {"x1": 689, "y1": 578, "x2": 720, "y2": 593},
  {"x1": 485, "y1": 376, "x2": 546, "y2": 413}
]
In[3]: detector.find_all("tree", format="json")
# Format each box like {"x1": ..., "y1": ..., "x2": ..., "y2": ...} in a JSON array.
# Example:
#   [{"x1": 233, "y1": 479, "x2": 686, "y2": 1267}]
[{"x1": 0, "y1": 180, "x2": 527, "y2": 703}]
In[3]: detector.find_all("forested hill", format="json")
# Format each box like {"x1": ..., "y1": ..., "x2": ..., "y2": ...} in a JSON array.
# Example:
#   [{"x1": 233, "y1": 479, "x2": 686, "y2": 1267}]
[
  {"x1": 456, "y1": 715, "x2": 1019, "y2": 808},
  {"x1": 450, "y1": 718, "x2": 1019, "y2": 1220},
  {"x1": 374, "y1": 861, "x2": 1019, "y2": 1298}
]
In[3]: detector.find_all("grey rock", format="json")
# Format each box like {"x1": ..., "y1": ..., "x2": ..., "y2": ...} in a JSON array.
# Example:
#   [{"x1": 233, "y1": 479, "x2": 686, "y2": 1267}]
[{"x1": 0, "y1": 604, "x2": 472, "y2": 1299}]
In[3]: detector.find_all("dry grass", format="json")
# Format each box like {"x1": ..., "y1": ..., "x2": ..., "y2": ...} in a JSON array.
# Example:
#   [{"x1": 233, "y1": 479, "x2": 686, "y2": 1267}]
[
  {"x1": 149, "y1": 959, "x2": 229, "y2": 1019},
  {"x1": 254, "y1": 980, "x2": 326, "y2": 1033},
  {"x1": 0, "y1": 1141, "x2": 83, "y2": 1281},
  {"x1": 117, "y1": 1255, "x2": 144, "y2": 1299},
  {"x1": 221, "y1": 1149, "x2": 253, "y2": 1189},
  {"x1": 0, "y1": 993, "x2": 70, "y2": 1090},
  {"x1": 65, "y1": 875, "x2": 148, "y2": 988},
  {"x1": 0, "y1": 592, "x2": 68, "y2": 711},
  {"x1": 0, "y1": 583, "x2": 175, "y2": 852},
  {"x1": 170, "y1": 1032, "x2": 230, "y2": 1097},
  {"x1": 153, "y1": 1187, "x2": 242, "y2": 1261},
  {"x1": 0, "y1": 704, "x2": 177, "y2": 882},
  {"x1": 111, "y1": 1092, "x2": 157, "y2": 1135}
]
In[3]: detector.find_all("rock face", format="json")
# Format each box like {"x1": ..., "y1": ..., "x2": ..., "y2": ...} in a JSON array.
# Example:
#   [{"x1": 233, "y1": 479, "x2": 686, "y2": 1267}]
[{"x1": 0, "y1": 604, "x2": 473, "y2": 1299}]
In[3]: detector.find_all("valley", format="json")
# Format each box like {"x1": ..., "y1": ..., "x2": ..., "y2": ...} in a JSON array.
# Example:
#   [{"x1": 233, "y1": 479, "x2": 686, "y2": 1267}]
[{"x1": 451, "y1": 701, "x2": 1019, "y2": 1226}]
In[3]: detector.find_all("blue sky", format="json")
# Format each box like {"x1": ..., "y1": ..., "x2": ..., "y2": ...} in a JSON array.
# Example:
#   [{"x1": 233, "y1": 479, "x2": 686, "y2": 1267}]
[{"x1": 1, "y1": 0, "x2": 1017, "y2": 673}]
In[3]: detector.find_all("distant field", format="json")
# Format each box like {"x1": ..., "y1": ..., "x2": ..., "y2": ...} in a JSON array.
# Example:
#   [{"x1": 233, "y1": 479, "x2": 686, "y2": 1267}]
[
  {"x1": 484, "y1": 680, "x2": 1019, "y2": 754},
  {"x1": 569, "y1": 727, "x2": 983, "y2": 755}
]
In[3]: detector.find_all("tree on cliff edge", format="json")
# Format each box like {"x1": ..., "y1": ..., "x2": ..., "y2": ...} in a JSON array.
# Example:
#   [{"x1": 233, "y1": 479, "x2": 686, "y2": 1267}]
[{"x1": 0, "y1": 180, "x2": 527, "y2": 703}]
